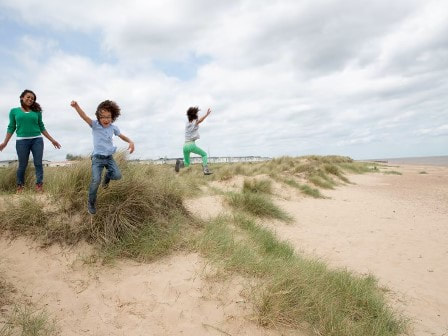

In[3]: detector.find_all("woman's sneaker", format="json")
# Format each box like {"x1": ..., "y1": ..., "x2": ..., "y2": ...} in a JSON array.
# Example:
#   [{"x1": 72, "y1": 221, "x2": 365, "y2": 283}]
[
  {"x1": 16, "y1": 185, "x2": 24, "y2": 194},
  {"x1": 203, "y1": 165, "x2": 213, "y2": 175},
  {"x1": 36, "y1": 183, "x2": 43, "y2": 193},
  {"x1": 175, "y1": 159, "x2": 184, "y2": 172}
]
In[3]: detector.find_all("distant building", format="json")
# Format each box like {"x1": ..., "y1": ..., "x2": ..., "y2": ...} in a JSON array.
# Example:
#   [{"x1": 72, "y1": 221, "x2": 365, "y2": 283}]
[
  {"x1": 45, "y1": 161, "x2": 76, "y2": 167},
  {"x1": 0, "y1": 156, "x2": 271, "y2": 168},
  {"x1": 134, "y1": 156, "x2": 271, "y2": 165},
  {"x1": 0, "y1": 160, "x2": 77, "y2": 168},
  {"x1": 0, "y1": 160, "x2": 17, "y2": 167}
]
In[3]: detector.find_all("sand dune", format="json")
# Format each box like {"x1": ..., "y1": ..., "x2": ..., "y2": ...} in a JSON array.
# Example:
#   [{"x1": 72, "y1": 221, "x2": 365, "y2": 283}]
[
  {"x1": 1, "y1": 164, "x2": 446, "y2": 335},
  {"x1": 0, "y1": 238, "x2": 293, "y2": 335}
]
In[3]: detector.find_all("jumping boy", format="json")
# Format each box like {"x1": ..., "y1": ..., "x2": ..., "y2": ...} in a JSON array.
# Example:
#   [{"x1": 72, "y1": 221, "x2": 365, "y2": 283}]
[{"x1": 70, "y1": 100, "x2": 135, "y2": 214}]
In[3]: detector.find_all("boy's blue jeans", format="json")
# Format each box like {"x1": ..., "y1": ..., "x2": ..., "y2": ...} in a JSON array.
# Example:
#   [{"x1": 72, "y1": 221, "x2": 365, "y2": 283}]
[
  {"x1": 89, "y1": 155, "x2": 122, "y2": 204},
  {"x1": 16, "y1": 137, "x2": 44, "y2": 186}
]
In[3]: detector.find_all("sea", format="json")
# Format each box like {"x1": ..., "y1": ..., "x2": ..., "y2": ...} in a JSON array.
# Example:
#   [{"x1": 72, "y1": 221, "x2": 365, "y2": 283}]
[{"x1": 362, "y1": 155, "x2": 448, "y2": 167}]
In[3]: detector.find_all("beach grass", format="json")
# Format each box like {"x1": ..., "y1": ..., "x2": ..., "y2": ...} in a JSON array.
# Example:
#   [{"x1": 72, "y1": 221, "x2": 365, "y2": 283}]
[
  {"x1": 0, "y1": 154, "x2": 194, "y2": 258},
  {"x1": 0, "y1": 271, "x2": 58, "y2": 336},
  {"x1": 0, "y1": 273, "x2": 12, "y2": 309},
  {"x1": 0, "y1": 155, "x2": 408, "y2": 335},
  {"x1": 197, "y1": 214, "x2": 407, "y2": 335},
  {"x1": 208, "y1": 155, "x2": 374, "y2": 196},
  {"x1": 274, "y1": 176, "x2": 326, "y2": 198},
  {"x1": 242, "y1": 178, "x2": 273, "y2": 194},
  {"x1": 0, "y1": 166, "x2": 36, "y2": 193},
  {"x1": 226, "y1": 191, "x2": 293, "y2": 222},
  {"x1": 0, "y1": 197, "x2": 50, "y2": 238},
  {"x1": 383, "y1": 171, "x2": 402, "y2": 175},
  {"x1": 0, "y1": 305, "x2": 59, "y2": 336}
]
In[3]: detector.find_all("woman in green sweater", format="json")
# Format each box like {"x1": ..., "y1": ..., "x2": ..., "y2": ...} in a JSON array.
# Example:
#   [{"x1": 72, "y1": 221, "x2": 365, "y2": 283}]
[{"x1": 0, "y1": 89, "x2": 61, "y2": 192}]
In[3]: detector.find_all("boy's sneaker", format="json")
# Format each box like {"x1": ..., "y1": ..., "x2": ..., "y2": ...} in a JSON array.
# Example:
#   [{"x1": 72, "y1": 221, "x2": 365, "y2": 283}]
[
  {"x1": 87, "y1": 201, "x2": 96, "y2": 215},
  {"x1": 175, "y1": 159, "x2": 184, "y2": 172},
  {"x1": 35, "y1": 183, "x2": 43, "y2": 193},
  {"x1": 203, "y1": 165, "x2": 213, "y2": 175},
  {"x1": 16, "y1": 185, "x2": 24, "y2": 194}
]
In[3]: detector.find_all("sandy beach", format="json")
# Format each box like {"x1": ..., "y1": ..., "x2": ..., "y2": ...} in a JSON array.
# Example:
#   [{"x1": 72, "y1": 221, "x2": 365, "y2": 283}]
[
  {"x1": 0, "y1": 163, "x2": 447, "y2": 335},
  {"x1": 269, "y1": 164, "x2": 448, "y2": 336}
]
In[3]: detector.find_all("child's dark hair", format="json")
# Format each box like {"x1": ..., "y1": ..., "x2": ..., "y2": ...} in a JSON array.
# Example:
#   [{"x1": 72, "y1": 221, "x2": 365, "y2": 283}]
[
  {"x1": 96, "y1": 100, "x2": 121, "y2": 122},
  {"x1": 186, "y1": 106, "x2": 199, "y2": 122},
  {"x1": 20, "y1": 89, "x2": 42, "y2": 112}
]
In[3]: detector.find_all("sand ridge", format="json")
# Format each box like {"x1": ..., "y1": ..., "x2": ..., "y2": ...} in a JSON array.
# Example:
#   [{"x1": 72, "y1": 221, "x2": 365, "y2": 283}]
[{"x1": 0, "y1": 164, "x2": 446, "y2": 335}]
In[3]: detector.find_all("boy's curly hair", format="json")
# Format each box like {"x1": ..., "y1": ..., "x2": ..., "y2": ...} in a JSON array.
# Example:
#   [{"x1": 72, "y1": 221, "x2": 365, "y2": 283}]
[
  {"x1": 186, "y1": 106, "x2": 199, "y2": 122},
  {"x1": 96, "y1": 100, "x2": 121, "y2": 122}
]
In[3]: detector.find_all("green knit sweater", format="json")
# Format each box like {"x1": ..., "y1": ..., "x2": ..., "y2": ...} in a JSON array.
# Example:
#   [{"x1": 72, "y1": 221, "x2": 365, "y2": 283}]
[{"x1": 7, "y1": 107, "x2": 46, "y2": 137}]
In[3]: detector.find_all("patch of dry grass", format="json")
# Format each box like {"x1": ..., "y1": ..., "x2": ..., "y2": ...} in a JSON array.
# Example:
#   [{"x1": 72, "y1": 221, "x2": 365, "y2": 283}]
[
  {"x1": 197, "y1": 215, "x2": 407, "y2": 336},
  {"x1": 0, "y1": 154, "x2": 194, "y2": 259}
]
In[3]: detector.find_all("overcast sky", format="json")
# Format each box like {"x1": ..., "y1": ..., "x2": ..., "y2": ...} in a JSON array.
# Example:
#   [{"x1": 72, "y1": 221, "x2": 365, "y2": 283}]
[{"x1": 0, "y1": 0, "x2": 447, "y2": 161}]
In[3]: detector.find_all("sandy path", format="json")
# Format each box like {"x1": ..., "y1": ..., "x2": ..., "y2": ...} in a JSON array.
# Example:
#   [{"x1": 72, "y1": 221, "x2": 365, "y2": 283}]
[
  {"x1": 267, "y1": 165, "x2": 448, "y2": 336},
  {"x1": 0, "y1": 238, "x2": 292, "y2": 336}
]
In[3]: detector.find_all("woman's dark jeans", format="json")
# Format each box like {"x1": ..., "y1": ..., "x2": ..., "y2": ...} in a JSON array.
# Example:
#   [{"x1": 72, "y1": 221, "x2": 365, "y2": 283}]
[{"x1": 16, "y1": 137, "x2": 44, "y2": 186}]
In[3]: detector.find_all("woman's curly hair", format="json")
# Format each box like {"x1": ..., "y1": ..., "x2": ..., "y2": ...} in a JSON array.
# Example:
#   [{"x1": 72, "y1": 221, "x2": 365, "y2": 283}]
[
  {"x1": 186, "y1": 106, "x2": 199, "y2": 122},
  {"x1": 20, "y1": 89, "x2": 42, "y2": 112},
  {"x1": 96, "y1": 100, "x2": 121, "y2": 122}
]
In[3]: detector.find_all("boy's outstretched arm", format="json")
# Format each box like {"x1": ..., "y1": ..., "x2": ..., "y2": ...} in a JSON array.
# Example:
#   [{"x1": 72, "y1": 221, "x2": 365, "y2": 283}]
[
  {"x1": 197, "y1": 108, "x2": 211, "y2": 125},
  {"x1": 118, "y1": 133, "x2": 135, "y2": 154},
  {"x1": 70, "y1": 101, "x2": 92, "y2": 126}
]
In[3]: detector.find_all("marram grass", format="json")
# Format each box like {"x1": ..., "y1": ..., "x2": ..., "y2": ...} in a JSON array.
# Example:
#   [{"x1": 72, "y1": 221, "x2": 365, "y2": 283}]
[
  {"x1": 197, "y1": 215, "x2": 407, "y2": 336},
  {"x1": 0, "y1": 155, "x2": 408, "y2": 336},
  {"x1": 242, "y1": 178, "x2": 273, "y2": 194},
  {"x1": 0, "y1": 305, "x2": 59, "y2": 336},
  {"x1": 226, "y1": 191, "x2": 292, "y2": 222},
  {"x1": 0, "y1": 155, "x2": 193, "y2": 259}
]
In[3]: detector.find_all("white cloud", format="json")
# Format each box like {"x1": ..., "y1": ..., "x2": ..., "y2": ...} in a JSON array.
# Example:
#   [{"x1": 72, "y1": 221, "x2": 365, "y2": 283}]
[
  {"x1": 415, "y1": 124, "x2": 448, "y2": 136},
  {"x1": 0, "y1": 0, "x2": 447, "y2": 162}
]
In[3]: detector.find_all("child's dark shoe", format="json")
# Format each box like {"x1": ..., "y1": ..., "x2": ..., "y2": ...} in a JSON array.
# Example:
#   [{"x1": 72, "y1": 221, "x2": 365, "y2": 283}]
[
  {"x1": 102, "y1": 176, "x2": 110, "y2": 188},
  {"x1": 175, "y1": 159, "x2": 184, "y2": 172},
  {"x1": 87, "y1": 201, "x2": 96, "y2": 215}
]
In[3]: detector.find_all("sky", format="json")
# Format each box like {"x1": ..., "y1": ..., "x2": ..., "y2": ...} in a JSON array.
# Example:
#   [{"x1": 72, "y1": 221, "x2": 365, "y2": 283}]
[{"x1": 0, "y1": 0, "x2": 447, "y2": 162}]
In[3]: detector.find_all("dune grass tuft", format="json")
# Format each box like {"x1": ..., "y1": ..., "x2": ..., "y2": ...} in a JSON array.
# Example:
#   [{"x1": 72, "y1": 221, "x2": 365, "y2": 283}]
[
  {"x1": 226, "y1": 192, "x2": 292, "y2": 222},
  {"x1": 197, "y1": 215, "x2": 407, "y2": 336},
  {"x1": 384, "y1": 171, "x2": 402, "y2": 175},
  {"x1": 101, "y1": 211, "x2": 193, "y2": 262},
  {"x1": 0, "y1": 265, "x2": 59, "y2": 336},
  {"x1": 1, "y1": 197, "x2": 50, "y2": 237},
  {"x1": 257, "y1": 266, "x2": 407, "y2": 335},
  {"x1": 0, "y1": 155, "x2": 193, "y2": 260},
  {"x1": 0, "y1": 273, "x2": 12, "y2": 309},
  {"x1": 0, "y1": 166, "x2": 36, "y2": 193},
  {"x1": 242, "y1": 178, "x2": 272, "y2": 194},
  {"x1": 0, "y1": 305, "x2": 59, "y2": 336}
]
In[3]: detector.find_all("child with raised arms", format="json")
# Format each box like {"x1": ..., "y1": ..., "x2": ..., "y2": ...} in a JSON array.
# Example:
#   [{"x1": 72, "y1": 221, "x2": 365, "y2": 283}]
[
  {"x1": 71, "y1": 100, "x2": 135, "y2": 214},
  {"x1": 175, "y1": 106, "x2": 212, "y2": 175}
]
